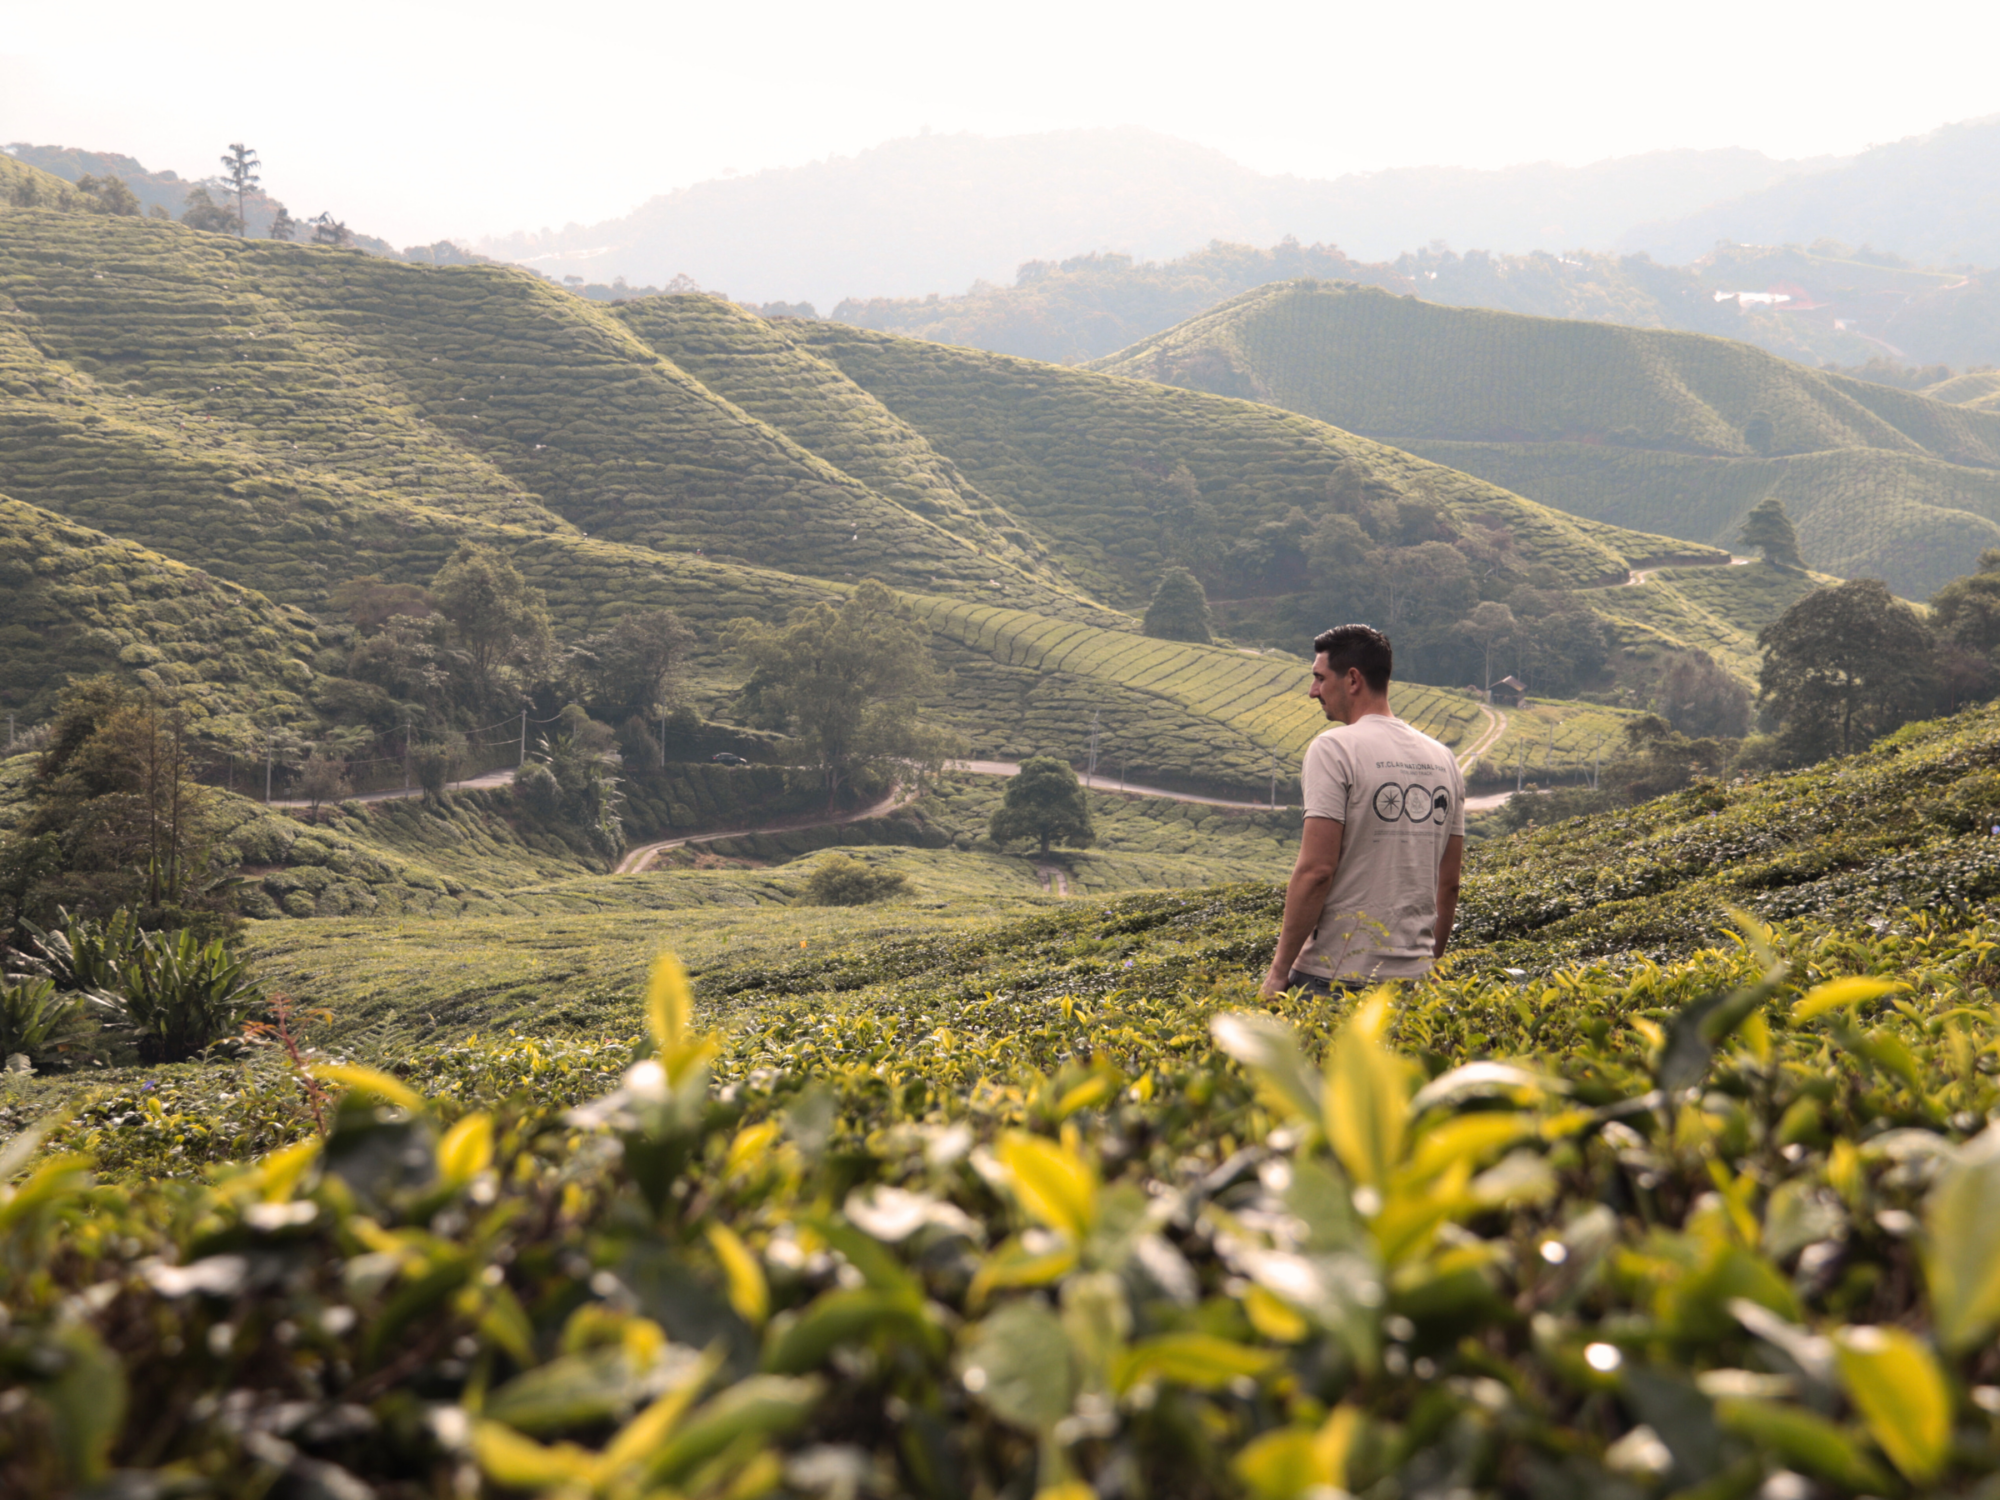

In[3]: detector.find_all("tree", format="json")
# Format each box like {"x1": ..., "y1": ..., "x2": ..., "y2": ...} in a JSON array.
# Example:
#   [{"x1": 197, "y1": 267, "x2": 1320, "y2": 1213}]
[
  {"x1": 1457, "y1": 601, "x2": 1517, "y2": 689},
  {"x1": 75, "y1": 174, "x2": 140, "y2": 216},
  {"x1": 1654, "y1": 650, "x2": 1752, "y2": 739},
  {"x1": 268, "y1": 205, "x2": 297, "y2": 241},
  {"x1": 584, "y1": 608, "x2": 694, "y2": 723},
  {"x1": 727, "y1": 580, "x2": 952, "y2": 809},
  {"x1": 1143, "y1": 567, "x2": 1212, "y2": 643},
  {"x1": 181, "y1": 185, "x2": 236, "y2": 233},
  {"x1": 1738, "y1": 497, "x2": 1803, "y2": 570},
  {"x1": 1743, "y1": 410, "x2": 1776, "y2": 456},
  {"x1": 296, "y1": 754, "x2": 352, "y2": 822},
  {"x1": 1932, "y1": 549, "x2": 2000, "y2": 660},
  {"x1": 1142, "y1": 461, "x2": 1217, "y2": 569},
  {"x1": 220, "y1": 144, "x2": 260, "y2": 236},
  {"x1": 311, "y1": 212, "x2": 353, "y2": 248},
  {"x1": 1758, "y1": 579, "x2": 1937, "y2": 762},
  {"x1": 16, "y1": 677, "x2": 221, "y2": 921},
  {"x1": 988, "y1": 755, "x2": 1095, "y2": 856},
  {"x1": 429, "y1": 544, "x2": 554, "y2": 707}
]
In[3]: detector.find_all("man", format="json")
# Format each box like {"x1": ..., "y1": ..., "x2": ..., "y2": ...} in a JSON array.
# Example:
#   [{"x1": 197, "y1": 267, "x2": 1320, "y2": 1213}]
[{"x1": 1260, "y1": 623, "x2": 1465, "y2": 998}]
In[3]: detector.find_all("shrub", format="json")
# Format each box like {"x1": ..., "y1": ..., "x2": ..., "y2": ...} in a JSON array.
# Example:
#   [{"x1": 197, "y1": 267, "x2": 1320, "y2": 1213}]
[
  {"x1": 102, "y1": 928, "x2": 264, "y2": 1063},
  {"x1": 0, "y1": 976, "x2": 88, "y2": 1070},
  {"x1": 799, "y1": 851, "x2": 908, "y2": 906}
]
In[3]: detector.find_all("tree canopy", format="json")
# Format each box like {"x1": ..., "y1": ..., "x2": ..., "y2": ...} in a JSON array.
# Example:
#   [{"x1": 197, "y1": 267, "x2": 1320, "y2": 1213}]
[
  {"x1": 1738, "y1": 497, "x2": 1803, "y2": 570},
  {"x1": 429, "y1": 543, "x2": 554, "y2": 707},
  {"x1": 1142, "y1": 566, "x2": 1212, "y2": 643},
  {"x1": 728, "y1": 580, "x2": 956, "y2": 807},
  {"x1": 1758, "y1": 579, "x2": 1936, "y2": 760},
  {"x1": 988, "y1": 754, "x2": 1095, "y2": 855}
]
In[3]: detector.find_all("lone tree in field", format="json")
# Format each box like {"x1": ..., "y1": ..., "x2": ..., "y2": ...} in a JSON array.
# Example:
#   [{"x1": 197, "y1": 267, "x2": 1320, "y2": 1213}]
[
  {"x1": 988, "y1": 755, "x2": 1095, "y2": 855},
  {"x1": 220, "y1": 143, "x2": 260, "y2": 235},
  {"x1": 1738, "y1": 497, "x2": 1803, "y2": 570},
  {"x1": 727, "y1": 580, "x2": 955, "y2": 809},
  {"x1": 1143, "y1": 566, "x2": 1212, "y2": 643},
  {"x1": 1758, "y1": 579, "x2": 1936, "y2": 761}
]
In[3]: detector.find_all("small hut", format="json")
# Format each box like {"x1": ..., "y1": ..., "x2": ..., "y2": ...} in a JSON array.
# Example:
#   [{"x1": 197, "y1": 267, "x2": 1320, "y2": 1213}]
[{"x1": 1489, "y1": 675, "x2": 1529, "y2": 708}]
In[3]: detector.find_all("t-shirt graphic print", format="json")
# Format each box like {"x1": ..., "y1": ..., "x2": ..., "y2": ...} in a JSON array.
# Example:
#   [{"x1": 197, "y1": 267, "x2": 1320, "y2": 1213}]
[{"x1": 1295, "y1": 714, "x2": 1465, "y2": 981}]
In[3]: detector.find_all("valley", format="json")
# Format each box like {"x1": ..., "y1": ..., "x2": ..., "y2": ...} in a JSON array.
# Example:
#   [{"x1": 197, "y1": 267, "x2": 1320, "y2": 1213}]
[{"x1": 7, "y1": 133, "x2": 2000, "y2": 1500}]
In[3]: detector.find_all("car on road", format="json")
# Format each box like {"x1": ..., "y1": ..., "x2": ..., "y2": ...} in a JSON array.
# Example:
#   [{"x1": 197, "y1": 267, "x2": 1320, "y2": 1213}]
[{"x1": 710, "y1": 752, "x2": 750, "y2": 766}]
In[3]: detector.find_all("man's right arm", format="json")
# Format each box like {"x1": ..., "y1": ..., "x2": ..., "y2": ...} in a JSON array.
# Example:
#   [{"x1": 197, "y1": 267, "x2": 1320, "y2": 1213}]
[{"x1": 1260, "y1": 816, "x2": 1343, "y2": 998}]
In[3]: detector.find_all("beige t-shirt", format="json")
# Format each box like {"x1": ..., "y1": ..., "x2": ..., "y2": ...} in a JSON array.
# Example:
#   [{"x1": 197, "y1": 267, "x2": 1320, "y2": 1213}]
[{"x1": 1296, "y1": 713, "x2": 1466, "y2": 980}]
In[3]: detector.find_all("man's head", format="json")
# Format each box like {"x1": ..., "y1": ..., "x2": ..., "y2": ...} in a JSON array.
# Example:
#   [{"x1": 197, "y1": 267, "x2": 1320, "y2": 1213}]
[{"x1": 1310, "y1": 623, "x2": 1393, "y2": 723}]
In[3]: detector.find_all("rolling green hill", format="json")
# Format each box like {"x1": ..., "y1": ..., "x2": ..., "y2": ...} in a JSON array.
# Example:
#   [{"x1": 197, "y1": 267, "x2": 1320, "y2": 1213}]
[
  {"x1": 0, "y1": 205, "x2": 1763, "y2": 796},
  {"x1": 0, "y1": 495, "x2": 321, "y2": 731},
  {"x1": 1093, "y1": 280, "x2": 2000, "y2": 597}
]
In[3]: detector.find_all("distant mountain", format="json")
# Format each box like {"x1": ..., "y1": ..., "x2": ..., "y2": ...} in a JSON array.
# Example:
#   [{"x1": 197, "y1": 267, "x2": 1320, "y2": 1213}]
[
  {"x1": 1624, "y1": 116, "x2": 2000, "y2": 267},
  {"x1": 839, "y1": 234, "x2": 2000, "y2": 373},
  {"x1": 475, "y1": 128, "x2": 1808, "y2": 309},
  {"x1": 1092, "y1": 280, "x2": 2000, "y2": 597}
]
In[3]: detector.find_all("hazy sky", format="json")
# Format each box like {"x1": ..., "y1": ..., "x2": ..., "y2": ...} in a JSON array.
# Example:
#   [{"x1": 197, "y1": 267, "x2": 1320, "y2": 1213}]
[{"x1": 5, "y1": 0, "x2": 1997, "y2": 248}]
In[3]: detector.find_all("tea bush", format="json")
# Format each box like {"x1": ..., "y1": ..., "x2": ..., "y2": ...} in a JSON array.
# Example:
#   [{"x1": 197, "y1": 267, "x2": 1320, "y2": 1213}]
[{"x1": 6, "y1": 912, "x2": 2000, "y2": 1496}]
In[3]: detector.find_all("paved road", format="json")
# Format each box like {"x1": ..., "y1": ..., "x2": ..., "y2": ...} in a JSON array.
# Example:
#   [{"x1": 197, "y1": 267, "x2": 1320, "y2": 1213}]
[
  {"x1": 613, "y1": 785, "x2": 917, "y2": 875},
  {"x1": 267, "y1": 766, "x2": 518, "y2": 809},
  {"x1": 954, "y1": 759, "x2": 1281, "y2": 811}
]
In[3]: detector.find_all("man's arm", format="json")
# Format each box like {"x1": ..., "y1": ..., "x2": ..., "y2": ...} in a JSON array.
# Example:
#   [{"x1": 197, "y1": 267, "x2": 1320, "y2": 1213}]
[
  {"x1": 1432, "y1": 834, "x2": 1465, "y2": 959},
  {"x1": 1260, "y1": 817, "x2": 1344, "y2": 998}
]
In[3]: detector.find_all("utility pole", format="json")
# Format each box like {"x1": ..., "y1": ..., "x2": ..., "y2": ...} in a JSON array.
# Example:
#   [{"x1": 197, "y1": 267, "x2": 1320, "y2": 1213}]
[
  {"x1": 265, "y1": 730, "x2": 274, "y2": 804},
  {"x1": 403, "y1": 711, "x2": 412, "y2": 792},
  {"x1": 519, "y1": 709, "x2": 528, "y2": 767},
  {"x1": 5, "y1": 712, "x2": 12, "y2": 752},
  {"x1": 1086, "y1": 709, "x2": 1101, "y2": 789},
  {"x1": 1269, "y1": 749, "x2": 1277, "y2": 809}
]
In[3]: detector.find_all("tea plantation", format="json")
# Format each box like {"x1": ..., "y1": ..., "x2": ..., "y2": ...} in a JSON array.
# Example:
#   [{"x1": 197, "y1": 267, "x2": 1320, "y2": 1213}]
[
  {"x1": 9, "y1": 690, "x2": 2000, "y2": 1493},
  {"x1": 1096, "y1": 279, "x2": 2000, "y2": 597}
]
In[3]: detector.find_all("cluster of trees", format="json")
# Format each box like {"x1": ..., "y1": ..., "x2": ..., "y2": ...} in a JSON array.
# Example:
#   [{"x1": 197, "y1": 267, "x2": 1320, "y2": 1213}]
[
  {"x1": 1143, "y1": 460, "x2": 1610, "y2": 696},
  {"x1": 1758, "y1": 561, "x2": 2000, "y2": 763},
  {"x1": 0, "y1": 678, "x2": 225, "y2": 945},
  {"x1": 726, "y1": 581, "x2": 960, "y2": 809}
]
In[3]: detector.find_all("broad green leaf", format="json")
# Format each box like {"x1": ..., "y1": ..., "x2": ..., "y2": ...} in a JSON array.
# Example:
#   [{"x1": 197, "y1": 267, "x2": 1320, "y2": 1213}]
[
  {"x1": 723, "y1": 1120, "x2": 781, "y2": 1178},
  {"x1": 1792, "y1": 976, "x2": 1904, "y2": 1023},
  {"x1": 40, "y1": 1322, "x2": 125, "y2": 1486},
  {"x1": 310, "y1": 1062, "x2": 422, "y2": 1112},
  {"x1": 1833, "y1": 1324, "x2": 1951, "y2": 1485},
  {"x1": 996, "y1": 1131, "x2": 1096, "y2": 1240},
  {"x1": 964, "y1": 1300, "x2": 1075, "y2": 1430},
  {"x1": 764, "y1": 1288, "x2": 933, "y2": 1374},
  {"x1": 1321, "y1": 992, "x2": 1408, "y2": 1189},
  {"x1": 1232, "y1": 1428, "x2": 1321, "y2": 1500},
  {"x1": 1210, "y1": 1011, "x2": 1322, "y2": 1122},
  {"x1": 252, "y1": 1138, "x2": 321, "y2": 1201},
  {"x1": 1714, "y1": 1396, "x2": 1892, "y2": 1493},
  {"x1": 437, "y1": 1111, "x2": 493, "y2": 1184},
  {"x1": 470, "y1": 1421, "x2": 596, "y2": 1489},
  {"x1": 646, "y1": 1374, "x2": 821, "y2": 1485},
  {"x1": 706, "y1": 1222, "x2": 770, "y2": 1328},
  {"x1": 1114, "y1": 1333, "x2": 1281, "y2": 1393},
  {"x1": 1054, "y1": 1071, "x2": 1117, "y2": 1119},
  {"x1": 1407, "y1": 1111, "x2": 1531, "y2": 1180},
  {"x1": 1924, "y1": 1125, "x2": 2000, "y2": 1352},
  {"x1": 1409, "y1": 1060, "x2": 1559, "y2": 1115},
  {"x1": 646, "y1": 950, "x2": 693, "y2": 1056},
  {"x1": 598, "y1": 1346, "x2": 722, "y2": 1474}
]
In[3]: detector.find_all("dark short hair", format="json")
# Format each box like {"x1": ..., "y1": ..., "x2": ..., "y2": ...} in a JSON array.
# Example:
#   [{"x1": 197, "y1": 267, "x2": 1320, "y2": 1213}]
[{"x1": 1313, "y1": 623, "x2": 1393, "y2": 692}]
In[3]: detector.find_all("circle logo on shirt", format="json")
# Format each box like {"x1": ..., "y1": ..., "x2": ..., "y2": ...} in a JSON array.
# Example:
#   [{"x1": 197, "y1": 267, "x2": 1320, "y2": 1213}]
[{"x1": 1369, "y1": 781, "x2": 1456, "y2": 825}]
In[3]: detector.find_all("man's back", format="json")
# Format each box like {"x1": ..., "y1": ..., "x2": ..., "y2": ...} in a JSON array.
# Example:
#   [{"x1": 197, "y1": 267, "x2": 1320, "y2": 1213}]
[{"x1": 1295, "y1": 714, "x2": 1465, "y2": 980}]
